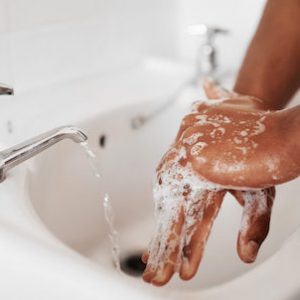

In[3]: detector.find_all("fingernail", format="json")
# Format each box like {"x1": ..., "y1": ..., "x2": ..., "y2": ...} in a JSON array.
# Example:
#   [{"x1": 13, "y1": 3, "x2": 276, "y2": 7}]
[
  {"x1": 151, "y1": 270, "x2": 172, "y2": 286},
  {"x1": 239, "y1": 240, "x2": 260, "y2": 263},
  {"x1": 141, "y1": 251, "x2": 149, "y2": 263},
  {"x1": 204, "y1": 77, "x2": 214, "y2": 84},
  {"x1": 142, "y1": 267, "x2": 155, "y2": 283}
]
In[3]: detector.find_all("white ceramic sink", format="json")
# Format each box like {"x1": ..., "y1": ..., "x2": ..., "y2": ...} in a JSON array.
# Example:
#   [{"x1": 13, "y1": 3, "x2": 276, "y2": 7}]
[{"x1": 27, "y1": 100, "x2": 300, "y2": 299}]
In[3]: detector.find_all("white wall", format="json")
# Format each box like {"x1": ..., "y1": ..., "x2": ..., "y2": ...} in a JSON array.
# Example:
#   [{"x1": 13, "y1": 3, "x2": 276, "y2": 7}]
[
  {"x1": 0, "y1": 0, "x2": 13, "y2": 84},
  {"x1": 0, "y1": 0, "x2": 178, "y2": 92},
  {"x1": 0, "y1": 0, "x2": 267, "y2": 92}
]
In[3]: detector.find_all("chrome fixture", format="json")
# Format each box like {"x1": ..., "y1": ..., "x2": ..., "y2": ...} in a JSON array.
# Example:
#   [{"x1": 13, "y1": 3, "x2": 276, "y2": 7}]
[
  {"x1": 0, "y1": 126, "x2": 87, "y2": 182},
  {"x1": 0, "y1": 82, "x2": 14, "y2": 95},
  {"x1": 188, "y1": 24, "x2": 228, "y2": 79},
  {"x1": 131, "y1": 24, "x2": 228, "y2": 130}
]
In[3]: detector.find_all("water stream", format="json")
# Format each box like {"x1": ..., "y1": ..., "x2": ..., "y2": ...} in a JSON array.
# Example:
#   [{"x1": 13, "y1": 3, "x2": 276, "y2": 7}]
[{"x1": 80, "y1": 141, "x2": 121, "y2": 272}]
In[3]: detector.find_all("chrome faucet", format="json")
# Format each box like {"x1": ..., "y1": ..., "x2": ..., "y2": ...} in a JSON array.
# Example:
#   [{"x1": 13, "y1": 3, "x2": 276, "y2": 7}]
[
  {"x1": 130, "y1": 24, "x2": 229, "y2": 130},
  {"x1": 0, "y1": 126, "x2": 87, "y2": 182},
  {"x1": 188, "y1": 24, "x2": 228, "y2": 80},
  {"x1": 0, "y1": 82, "x2": 14, "y2": 95}
]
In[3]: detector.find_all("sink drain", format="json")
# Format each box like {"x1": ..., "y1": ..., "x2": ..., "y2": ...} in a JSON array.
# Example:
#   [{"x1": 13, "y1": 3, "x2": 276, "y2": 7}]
[{"x1": 120, "y1": 252, "x2": 146, "y2": 277}]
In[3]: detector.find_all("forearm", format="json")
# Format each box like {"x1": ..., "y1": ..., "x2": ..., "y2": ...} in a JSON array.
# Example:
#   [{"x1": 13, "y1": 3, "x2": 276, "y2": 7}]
[{"x1": 234, "y1": 0, "x2": 300, "y2": 109}]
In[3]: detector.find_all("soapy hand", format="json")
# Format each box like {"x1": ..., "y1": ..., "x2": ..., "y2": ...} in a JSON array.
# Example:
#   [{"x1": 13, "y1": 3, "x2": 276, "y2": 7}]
[
  {"x1": 180, "y1": 80, "x2": 300, "y2": 188},
  {"x1": 142, "y1": 80, "x2": 283, "y2": 286}
]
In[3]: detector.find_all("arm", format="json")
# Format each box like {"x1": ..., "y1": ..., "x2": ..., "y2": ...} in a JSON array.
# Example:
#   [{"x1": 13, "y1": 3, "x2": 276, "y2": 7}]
[{"x1": 234, "y1": 0, "x2": 300, "y2": 109}]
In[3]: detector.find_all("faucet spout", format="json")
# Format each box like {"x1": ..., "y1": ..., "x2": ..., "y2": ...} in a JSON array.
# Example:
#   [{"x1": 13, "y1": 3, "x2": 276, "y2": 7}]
[
  {"x1": 0, "y1": 126, "x2": 87, "y2": 182},
  {"x1": 0, "y1": 83, "x2": 14, "y2": 95}
]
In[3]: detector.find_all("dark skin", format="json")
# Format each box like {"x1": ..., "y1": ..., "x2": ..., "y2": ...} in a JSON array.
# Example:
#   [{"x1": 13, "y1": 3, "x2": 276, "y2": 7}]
[{"x1": 143, "y1": 0, "x2": 300, "y2": 286}]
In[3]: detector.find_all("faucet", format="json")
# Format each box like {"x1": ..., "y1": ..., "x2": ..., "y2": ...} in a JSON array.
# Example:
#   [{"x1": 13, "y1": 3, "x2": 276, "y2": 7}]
[
  {"x1": 188, "y1": 24, "x2": 228, "y2": 80},
  {"x1": 0, "y1": 126, "x2": 87, "y2": 182},
  {"x1": 130, "y1": 24, "x2": 229, "y2": 130},
  {"x1": 0, "y1": 82, "x2": 14, "y2": 95}
]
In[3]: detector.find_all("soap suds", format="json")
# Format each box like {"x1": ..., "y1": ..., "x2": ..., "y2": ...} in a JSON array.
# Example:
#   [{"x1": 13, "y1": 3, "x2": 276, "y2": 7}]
[
  {"x1": 239, "y1": 189, "x2": 274, "y2": 235},
  {"x1": 147, "y1": 147, "x2": 220, "y2": 272},
  {"x1": 147, "y1": 105, "x2": 270, "y2": 274},
  {"x1": 183, "y1": 132, "x2": 203, "y2": 145},
  {"x1": 251, "y1": 141, "x2": 258, "y2": 148},
  {"x1": 265, "y1": 159, "x2": 276, "y2": 173},
  {"x1": 213, "y1": 160, "x2": 246, "y2": 174},
  {"x1": 196, "y1": 115, "x2": 220, "y2": 127},
  {"x1": 190, "y1": 142, "x2": 208, "y2": 156},
  {"x1": 210, "y1": 127, "x2": 225, "y2": 138},
  {"x1": 233, "y1": 137, "x2": 243, "y2": 145},
  {"x1": 251, "y1": 120, "x2": 266, "y2": 136},
  {"x1": 196, "y1": 156, "x2": 207, "y2": 163},
  {"x1": 236, "y1": 146, "x2": 248, "y2": 155},
  {"x1": 240, "y1": 130, "x2": 248, "y2": 137}
]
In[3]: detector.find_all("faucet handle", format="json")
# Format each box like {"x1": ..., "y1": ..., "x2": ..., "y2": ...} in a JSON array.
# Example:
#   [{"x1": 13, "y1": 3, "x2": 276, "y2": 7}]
[
  {"x1": 188, "y1": 24, "x2": 229, "y2": 41},
  {"x1": 0, "y1": 82, "x2": 14, "y2": 95}
]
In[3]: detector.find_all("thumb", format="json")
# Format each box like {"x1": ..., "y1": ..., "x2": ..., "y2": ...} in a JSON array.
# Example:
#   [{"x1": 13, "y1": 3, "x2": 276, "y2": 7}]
[{"x1": 203, "y1": 78, "x2": 236, "y2": 99}]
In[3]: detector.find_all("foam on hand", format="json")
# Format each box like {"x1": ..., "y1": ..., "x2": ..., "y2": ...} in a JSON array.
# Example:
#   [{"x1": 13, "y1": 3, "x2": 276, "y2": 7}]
[
  {"x1": 146, "y1": 146, "x2": 220, "y2": 273},
  {"x1": 146, "y1": 100, "x2": 272, "y2": 277}
]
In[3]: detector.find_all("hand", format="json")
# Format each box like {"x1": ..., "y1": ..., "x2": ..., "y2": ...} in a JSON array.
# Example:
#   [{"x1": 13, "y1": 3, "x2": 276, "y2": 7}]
[
  {"x1": 181, "y1": 79, "x2": 300, "y2": 188},
  {"x1": 142, "y1": 80, "x2": 281, "y2": 286}
]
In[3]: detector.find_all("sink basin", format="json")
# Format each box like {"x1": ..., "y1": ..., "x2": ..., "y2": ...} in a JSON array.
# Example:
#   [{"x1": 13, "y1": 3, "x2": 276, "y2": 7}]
[{"x1": 27, "y1": 100, "x2": 300, "y2": 297}]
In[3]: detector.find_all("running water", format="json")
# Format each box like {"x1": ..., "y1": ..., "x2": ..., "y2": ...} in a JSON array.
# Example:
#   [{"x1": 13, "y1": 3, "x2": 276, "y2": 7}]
[
  {"x1": 80, "y1": 141, "x2": 121, "y2": 272},
  {"x1": 80, "y1": 142, "x2": 101, "y2": 179},
  {"x1": 103, "y1": 193, "x2": 121, "y2": 272}
]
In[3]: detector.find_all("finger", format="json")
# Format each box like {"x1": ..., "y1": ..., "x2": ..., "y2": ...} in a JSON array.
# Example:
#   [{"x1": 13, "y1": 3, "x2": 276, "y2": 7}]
[
  {"x1": 237, "y1": 187, "x2": 275, "y2": 263},
  {"x1": 203, "y1": 78, "x2": 234, "y2": 99},
  {"x1": 142, "y1": 251, "x2": 149, "y2": 264},
  {"x1": 229, "y1": 190, "x2": 245, "y2": 206},
  {"x1": 179, "y1": 190, "x2": 225, "y2": 280},
  {"x1": 143, "y1": 206, "x2": 185, "y2": 286}
]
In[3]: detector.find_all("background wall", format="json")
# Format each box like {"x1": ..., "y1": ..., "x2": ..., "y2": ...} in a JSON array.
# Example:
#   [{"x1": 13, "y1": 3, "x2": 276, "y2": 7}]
[{"x1": 0, "y1": 0, "x2": 266, "y2": 93}]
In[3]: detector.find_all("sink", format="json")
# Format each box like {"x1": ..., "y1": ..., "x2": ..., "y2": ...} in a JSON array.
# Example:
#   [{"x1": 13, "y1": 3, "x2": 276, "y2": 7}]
[{"x1": 27, "y1": 100, "x2": 300, "y2": 297}]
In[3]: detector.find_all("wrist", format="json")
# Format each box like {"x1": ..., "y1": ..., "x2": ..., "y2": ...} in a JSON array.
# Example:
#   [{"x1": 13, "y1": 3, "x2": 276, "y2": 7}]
[
  {"x1": 234, "y1": 79, "x2": 278, "y2": 111},
  {"x1": 284, "y1": 106, "x2": 300, "y2": 167}
]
